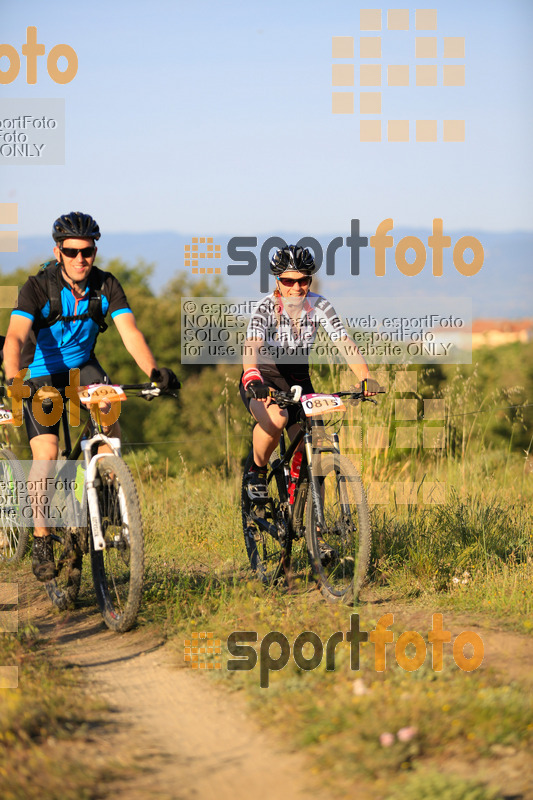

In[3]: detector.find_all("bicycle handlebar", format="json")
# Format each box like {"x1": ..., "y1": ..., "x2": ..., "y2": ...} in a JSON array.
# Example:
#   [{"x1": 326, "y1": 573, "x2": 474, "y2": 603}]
[
  {"x1": 269, "y1": 381, "x2": 386, "y2": 408},
  {"x1": 122, "y1": 383, "x2": 180, "y2": 401},
  {"x1": 0, "y1": 382, "x2": 177, "y2": 403},
  {"x1": 116, "y1": 383, "x2": 168, "y2": 399}
]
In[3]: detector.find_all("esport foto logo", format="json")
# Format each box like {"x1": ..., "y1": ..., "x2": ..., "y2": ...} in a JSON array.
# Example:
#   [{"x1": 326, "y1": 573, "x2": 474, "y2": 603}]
[{"x1": 185, "y1": 218, "x2": 483, "y2": 292}]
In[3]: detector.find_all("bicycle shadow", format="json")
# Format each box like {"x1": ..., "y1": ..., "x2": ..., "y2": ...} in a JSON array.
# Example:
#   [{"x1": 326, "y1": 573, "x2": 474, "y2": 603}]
[{"x1": 36, "y1": 596, "x2": 166, "y2": 668}]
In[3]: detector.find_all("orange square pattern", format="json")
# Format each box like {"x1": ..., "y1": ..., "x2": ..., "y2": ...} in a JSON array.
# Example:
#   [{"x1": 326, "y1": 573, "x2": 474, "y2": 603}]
[
  {"x1": 186, "y1": 239, "x2": 222, "y2": 273},
  {"x1": 184, "y1": 631, "x2": 222, "y2": 669},
  {"x1": 333, "y1": 9, "x2": 466, "y2": 142}
]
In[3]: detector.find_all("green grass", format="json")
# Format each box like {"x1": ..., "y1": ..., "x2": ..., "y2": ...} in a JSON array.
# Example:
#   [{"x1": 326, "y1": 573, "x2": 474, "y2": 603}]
[
  {"x1": 3, "y1": 448, "x2": 530, "y2": 799},
  {"x1": 383, "y1": 769, "x2": 503, "y2": 800},
  {"x1": 134, "y1": 445, "x2": 532, "y2": 799},
  {"x1": 3, "y1": 354, "x2": 531, "y2": 799}
]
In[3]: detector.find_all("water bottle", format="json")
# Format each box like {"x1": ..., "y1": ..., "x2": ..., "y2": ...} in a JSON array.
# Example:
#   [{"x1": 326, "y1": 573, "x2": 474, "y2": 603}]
[{"x1": 288, "y1": 451, "x2": 303, "y2": 505}]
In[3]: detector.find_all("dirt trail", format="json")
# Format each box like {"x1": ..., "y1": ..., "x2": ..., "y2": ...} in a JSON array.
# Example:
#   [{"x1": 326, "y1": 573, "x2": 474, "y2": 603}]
[{"x1": 16, "y1": 572, "x2": 332, "y2": 800}]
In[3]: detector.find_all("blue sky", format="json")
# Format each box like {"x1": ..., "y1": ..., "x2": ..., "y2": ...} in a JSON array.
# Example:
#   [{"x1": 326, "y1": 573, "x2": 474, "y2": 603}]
[{"x1": 2, "y1": 0, "x2": 532, "y2": 238}]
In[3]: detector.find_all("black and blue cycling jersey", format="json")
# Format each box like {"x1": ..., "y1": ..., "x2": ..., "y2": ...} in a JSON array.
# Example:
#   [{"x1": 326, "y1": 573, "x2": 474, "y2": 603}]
[{"x1": 11, "y1": 262, "x2": 132, "y2": 378}]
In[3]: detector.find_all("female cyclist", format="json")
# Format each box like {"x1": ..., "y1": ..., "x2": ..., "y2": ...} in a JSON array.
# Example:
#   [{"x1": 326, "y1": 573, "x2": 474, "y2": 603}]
[{"x1": 240, "y1": 245, "x2": 377, "y2": 504}]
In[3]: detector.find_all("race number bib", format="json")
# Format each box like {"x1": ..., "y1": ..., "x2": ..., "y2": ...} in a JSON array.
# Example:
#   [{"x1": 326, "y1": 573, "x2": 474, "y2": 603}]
[
  {"x1": 0, "y1": 407, "x2": 14, "y2": 425},
  {"x1": 301, "y1": 393, "x2": 346, "y2": 416},
  {"x1": 77, "y1": 384, "x2": 127, "y2": 406}
]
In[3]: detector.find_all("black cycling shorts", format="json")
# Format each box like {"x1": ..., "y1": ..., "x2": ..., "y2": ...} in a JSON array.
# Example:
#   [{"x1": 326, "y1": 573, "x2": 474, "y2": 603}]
[
  {"x1": 23, "y1": 359, "x2": 110, "y2": 441},
  {"x1": 239, "y1": 377, "x2": 313, "y2": 430}
]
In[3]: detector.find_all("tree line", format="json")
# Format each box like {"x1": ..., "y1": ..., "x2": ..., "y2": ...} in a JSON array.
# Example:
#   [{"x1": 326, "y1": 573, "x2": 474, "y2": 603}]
[{"x1": 0, "y1": 258, "x2": 530, "y2": 472}]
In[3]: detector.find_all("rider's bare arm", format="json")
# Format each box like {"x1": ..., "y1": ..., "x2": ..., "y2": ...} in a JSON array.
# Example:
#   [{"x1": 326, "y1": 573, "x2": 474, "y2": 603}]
[
  {"x1": 336, "y1": 335, "x2": 370, "y2": 380},
  {"x1": 3, "y1": 315, "x2": 32, "y2": 381},
  {"x1": 113, "y1": 312, "x2": 158, "y2": 377},
  {"x1": 242, "y1": 336, "x2": 265, "y2": 370},
  {"x1": 334, "y1": 335, "x2": 380, "y2": 397}
]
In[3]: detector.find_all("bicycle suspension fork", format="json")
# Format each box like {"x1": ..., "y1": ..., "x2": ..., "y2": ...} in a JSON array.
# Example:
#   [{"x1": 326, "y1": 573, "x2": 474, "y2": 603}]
[
  {"x1": 303, "y1": 430, "x2": 326, "y2": 530},
  {"x1": 81, "y1": 435, "x2": 121, "y2": 552}
]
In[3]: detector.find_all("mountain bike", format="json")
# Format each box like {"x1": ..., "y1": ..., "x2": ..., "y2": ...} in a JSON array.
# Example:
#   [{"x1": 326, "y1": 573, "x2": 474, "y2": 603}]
[
  {"x1": 33, "y1": 381, "x2": 169, "y2": 632},
  {"x1": 241, "y1": 383, "x2": 383, "y2": 604}
]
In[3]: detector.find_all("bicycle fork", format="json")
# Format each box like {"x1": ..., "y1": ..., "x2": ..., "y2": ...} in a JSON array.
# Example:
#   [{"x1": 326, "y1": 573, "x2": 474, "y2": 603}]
[{"x1": 81, "y1": 436, "x2": 121, "y2": 552}]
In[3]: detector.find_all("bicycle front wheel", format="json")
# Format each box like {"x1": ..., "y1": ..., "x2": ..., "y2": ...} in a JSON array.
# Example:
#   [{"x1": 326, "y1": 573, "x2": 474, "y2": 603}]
[
  {"x1": 90, "y1": 456, "x2": 144, "y2": 632},
  {"x1": 241, "y1": 451, "x2": 292, "y2": 586},
  {"x1": 305, "y1": 454, "x2": 371, "y2": 604},
  {"x1": 0, "y1": 448, "x2": 30, "y2": 563}
]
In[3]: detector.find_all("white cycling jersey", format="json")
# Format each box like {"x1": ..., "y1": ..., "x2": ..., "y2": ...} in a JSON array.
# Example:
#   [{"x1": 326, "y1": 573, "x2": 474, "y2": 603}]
[{"x1": 245, "y1": 291, "x2": 350, "y2": 389}]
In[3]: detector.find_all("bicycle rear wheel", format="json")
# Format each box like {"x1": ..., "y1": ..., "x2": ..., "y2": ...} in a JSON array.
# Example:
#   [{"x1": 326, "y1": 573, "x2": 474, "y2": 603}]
[
  {"x1": 45, "y1": 528, "x2": 84, "y2": 610},
  {"x1": 241, "y1": 451, "x2": 292, "y2": 586},
  {"x1": 90, "y1": 456, "x2": 144, "y2": 632},
  {"x1": 0, "y1": 448, "x2": 30, "y2": 563},
  {"x1": 305, "y1": 454, "x2": 371, "y2": 604}
]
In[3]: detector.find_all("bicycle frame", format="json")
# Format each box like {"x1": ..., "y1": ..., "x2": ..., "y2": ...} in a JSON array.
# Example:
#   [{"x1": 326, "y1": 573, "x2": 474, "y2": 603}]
[{"x1": 270, "y1": 414, "x2": 343, "y2": 537}]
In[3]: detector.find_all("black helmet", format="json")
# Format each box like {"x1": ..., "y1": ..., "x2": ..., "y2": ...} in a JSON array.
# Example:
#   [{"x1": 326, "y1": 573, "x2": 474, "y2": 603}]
[
  {"x1": 270, "y1": 245, "x2": 316, "y2": 276},
  {"x1": 52, "y1": 212, "x2": 101, "y2": 242}
]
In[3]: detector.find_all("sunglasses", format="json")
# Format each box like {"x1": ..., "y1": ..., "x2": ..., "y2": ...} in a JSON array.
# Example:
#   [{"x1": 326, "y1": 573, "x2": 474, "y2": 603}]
[
  {"x1": 277, "y1": 276, "x2": 312, "y2": 287},
  {"x1": 59, "y1": 246, "x2": 96, "y2": 259}
]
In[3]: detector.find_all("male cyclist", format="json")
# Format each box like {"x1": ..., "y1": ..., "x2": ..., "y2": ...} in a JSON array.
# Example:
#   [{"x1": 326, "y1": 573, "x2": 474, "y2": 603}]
[
  {"x1": 3, "y1": 211, "x2": 180, "y2": 582},
  {"x1": 240, "y1": 245, "x2": 378, "y2": 505}
]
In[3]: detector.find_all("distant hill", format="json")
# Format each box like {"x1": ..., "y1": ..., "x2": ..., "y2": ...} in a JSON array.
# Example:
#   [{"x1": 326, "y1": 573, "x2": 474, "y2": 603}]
[{"x1": 1, "y1": 228, "x2": 531, "y2": 318}]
